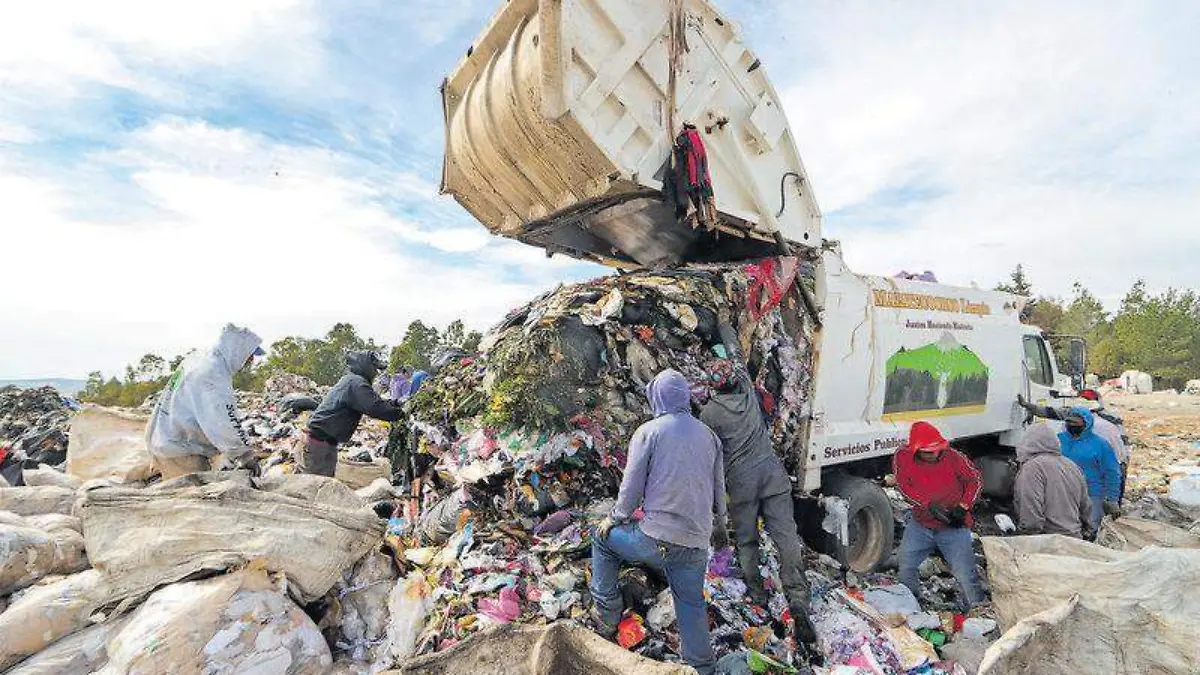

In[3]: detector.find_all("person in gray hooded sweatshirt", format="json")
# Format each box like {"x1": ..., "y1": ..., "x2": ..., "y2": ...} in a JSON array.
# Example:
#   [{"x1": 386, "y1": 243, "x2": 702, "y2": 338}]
[
  {"x1": 1014, "y1": 423, "x2": 1093, "y2": 538},
  {"x1": 590, "y1": 369, "x2": 725, "y2": 675},
  {"x1": 146, "y1": 323, "x2": 265, "y2": 480},
  {"x1": 304, "y1": 352, "x2": 404, "y2": 476},
  {"x1": 698, "y1": 356, "x2": 815, "y2": 644}
]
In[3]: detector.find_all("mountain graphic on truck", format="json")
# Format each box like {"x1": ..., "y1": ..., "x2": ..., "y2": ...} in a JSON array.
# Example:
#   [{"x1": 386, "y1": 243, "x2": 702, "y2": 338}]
[{"x1": 883, "y1": 333, "x2": 989, "y2": 420}]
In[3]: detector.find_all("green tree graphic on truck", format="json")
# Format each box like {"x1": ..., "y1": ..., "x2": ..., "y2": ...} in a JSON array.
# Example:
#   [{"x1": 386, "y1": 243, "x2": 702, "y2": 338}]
[{"x1": 883, "y1": 333, "x2": 989, "y2": 420}]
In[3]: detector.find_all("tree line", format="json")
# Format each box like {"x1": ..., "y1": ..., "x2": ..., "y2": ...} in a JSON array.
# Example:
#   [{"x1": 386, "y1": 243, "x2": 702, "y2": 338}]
[
  {"x1": 79, "y1": 320, "x2": 482, "y2": 406},
  {"x1": 996, "y1": 265, "x2": 1200, "y2": 389}
]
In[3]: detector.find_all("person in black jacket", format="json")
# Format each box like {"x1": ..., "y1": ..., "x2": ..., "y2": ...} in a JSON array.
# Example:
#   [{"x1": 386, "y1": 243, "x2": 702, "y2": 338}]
[{"x1": 303, "y1": 352, "x2": 404, "y2": 476}]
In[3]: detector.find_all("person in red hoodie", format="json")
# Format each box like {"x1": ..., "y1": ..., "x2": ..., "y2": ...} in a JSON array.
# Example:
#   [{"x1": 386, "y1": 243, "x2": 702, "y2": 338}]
[{"x1": 893, "y1": 421, "x2": 986, "y2": 610}]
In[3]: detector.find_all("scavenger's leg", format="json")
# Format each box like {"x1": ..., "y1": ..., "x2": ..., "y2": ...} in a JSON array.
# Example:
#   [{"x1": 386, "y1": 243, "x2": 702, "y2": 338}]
[
  {"x1": 663, "y1": 545, "x2": 716, "y2": 675},
  {"x1": 730, "y1": 499, "x2": 767, "y2": 604},
  {"x1": 589, "y1": 523, "x2": 663, "y2": 629},
  {"x1": 936, "y1": 527, "x2": 986, "y2": 610},
  {"x1": 898, "y1": 518, "x2": 938, "y2": 601}
]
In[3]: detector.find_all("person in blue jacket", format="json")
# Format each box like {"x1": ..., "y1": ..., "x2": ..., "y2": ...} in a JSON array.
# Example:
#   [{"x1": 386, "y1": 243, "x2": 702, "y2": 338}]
[{"x1": 1058, "y1": 407, "x2": 1121, "y2": 531}]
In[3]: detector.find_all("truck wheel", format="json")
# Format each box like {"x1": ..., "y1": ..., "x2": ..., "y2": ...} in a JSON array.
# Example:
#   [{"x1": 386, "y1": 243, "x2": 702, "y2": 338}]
[{"x1": 823, "y1": 474, "x2": 895, "y2": 573}]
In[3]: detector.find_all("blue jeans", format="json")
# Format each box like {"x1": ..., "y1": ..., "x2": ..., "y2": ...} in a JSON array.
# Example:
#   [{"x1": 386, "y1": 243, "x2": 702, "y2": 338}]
[
  {"x1": 590, "y1": 523, "x2": 714, "y2": 674},
  {"x1": 898, "y1": 519, "x2": 985, "y2": 610}
]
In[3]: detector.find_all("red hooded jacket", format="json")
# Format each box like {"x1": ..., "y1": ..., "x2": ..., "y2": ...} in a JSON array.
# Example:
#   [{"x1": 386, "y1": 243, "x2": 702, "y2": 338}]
[{"x1": 893, "y1": 422, "x2": 983, "y2": 530}]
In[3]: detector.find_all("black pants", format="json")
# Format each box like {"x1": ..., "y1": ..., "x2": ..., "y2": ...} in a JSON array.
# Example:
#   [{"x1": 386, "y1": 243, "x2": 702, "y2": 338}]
[{"x1": 730, "y1": 491, "x2": 810, "y2": 610}]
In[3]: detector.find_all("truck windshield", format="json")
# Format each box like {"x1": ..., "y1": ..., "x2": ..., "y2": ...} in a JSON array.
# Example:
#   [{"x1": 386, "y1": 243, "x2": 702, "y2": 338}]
[{"x1": 1023, "y1": 336, "x2": 1052, "y2": 386}]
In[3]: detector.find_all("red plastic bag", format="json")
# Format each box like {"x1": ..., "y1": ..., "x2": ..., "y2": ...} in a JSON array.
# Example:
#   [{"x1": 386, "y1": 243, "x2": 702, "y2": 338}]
[{"x1": 617, "y1": 613, "x2": 648, "y2": 649}]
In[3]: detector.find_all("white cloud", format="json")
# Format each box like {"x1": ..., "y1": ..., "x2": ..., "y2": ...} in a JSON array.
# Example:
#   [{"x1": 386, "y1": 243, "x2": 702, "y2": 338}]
[
  {"x1": 775, "y1": 2, "x2": 1200, "y2": 303},
  {"x1": 0, "y1": 118, "x2": 596, "y2": 378}
]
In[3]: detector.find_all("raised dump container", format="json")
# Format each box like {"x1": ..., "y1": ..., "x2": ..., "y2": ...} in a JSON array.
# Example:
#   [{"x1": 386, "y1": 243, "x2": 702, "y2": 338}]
[{"x1": 441, "y1": 0, "x2": 822, "y2": 267}]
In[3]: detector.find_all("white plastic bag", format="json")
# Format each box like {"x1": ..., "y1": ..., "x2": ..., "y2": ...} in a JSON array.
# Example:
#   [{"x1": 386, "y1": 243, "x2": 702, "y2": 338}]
[
  {"x1": 0, "y1": 569, "x2": 113, "y2": 670},
  {"x1": 97, "y1": 569, "x2": 332, "y2": 674},
  {"x1": 376, "y1": 572, "x2": 432, "y2": 670},
  {"x1": 336, "y1": 551, "x2": 398, "y2": 663},
  {"x1": 66, "y1": 407, "x2": 155, "y2": 484}
]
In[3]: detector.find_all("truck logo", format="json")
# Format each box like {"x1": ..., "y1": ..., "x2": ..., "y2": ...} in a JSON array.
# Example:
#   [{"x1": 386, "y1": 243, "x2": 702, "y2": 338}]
[{"x1": 883, "y1": 332, "x2": 989, "y2": 421}]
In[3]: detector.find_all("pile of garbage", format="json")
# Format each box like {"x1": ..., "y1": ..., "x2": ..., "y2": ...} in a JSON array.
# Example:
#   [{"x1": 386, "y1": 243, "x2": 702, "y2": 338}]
[
  {"x1": 0, "y1": 386, "x2": 76, "y2": 483},
  {"x1": 380, "y1": 258, "x2": 820, "y2": 668}
]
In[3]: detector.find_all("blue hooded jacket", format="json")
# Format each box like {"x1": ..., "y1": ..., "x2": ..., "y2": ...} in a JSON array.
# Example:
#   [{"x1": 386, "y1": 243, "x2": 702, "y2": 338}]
[{"x1": 1058, "y1": 407, "x2": 1121, "y2": 502}]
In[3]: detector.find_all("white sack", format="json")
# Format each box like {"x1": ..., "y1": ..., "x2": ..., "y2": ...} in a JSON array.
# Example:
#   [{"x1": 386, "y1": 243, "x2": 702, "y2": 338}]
[
  {"x1": 79, "y1": 476, "x2": 384, "y2": 603},
  {"x1": 6, "y1": 617, "x2": 127, "y2": 675},
  {"x1": 22, "y1": 467, "x2": 82, "y2": 489},
  {"x1": 0, "y1": 569, "x2": 113, "y2": 670},
  {"x1": 1096, "y1": 515, "x2": 1200, "y2": 551},
  {"x1": 336, "y1": 455, "x2": 393, "y2": 490},
  {"x1": 66, "y1": 407, "x2": 155, "y2": 484},
  {"x1": 0, "y1": 486, "x2": 75, "y2": 516},
  {"x1": 0, "y1": 520, "x2": 88, "y2": 594}
]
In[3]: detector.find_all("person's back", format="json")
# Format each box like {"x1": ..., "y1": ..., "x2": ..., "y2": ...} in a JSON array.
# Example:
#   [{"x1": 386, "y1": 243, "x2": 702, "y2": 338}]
[
  {"x1": 146, "y1": 324, "x2": 262, "y2": 477},
  {"x1": 698, "y1": 367, "x2": 774, "y2": 475},
  {"x1": 619, "y1": 371, "x2": 724, "y2": 549},
  {"x1": 309, "y1": 352, "x2": 402, "y2": 445},
  {"x1": 1015, "y1": 424, "x2": 1091, "y2": 537}
]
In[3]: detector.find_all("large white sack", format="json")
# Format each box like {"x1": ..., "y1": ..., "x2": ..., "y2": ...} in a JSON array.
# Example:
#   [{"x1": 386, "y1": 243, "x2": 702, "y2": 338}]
[
  {"x1": 22, "y1": 467, "x2": 82, "y2": 489},
  {"x1": 0, "y1": 520, "x2": 88, "y2": 594},
  {"x1": 0, "y1": 569, "x2": 113, "y2": 670},
  {"x1": 335, "y1": 551, "x2": 398, "y2": 664},
  {"x1": 336, "y1": 455, "x2": 393, "y2": 490},
  {"x1": 257, "y1": 473, "x2": 366, "y2": 510},
  {"x1": 66, "y1": 406, "x2": 155, "y2": 484},
  {"x1": 1096, "y1": 515, "x2": 1200, "y2": 551},
  {"x1": 6, "y1": 617, "x2": 127, "y2": 675},
  {"x1": 79, "y1": 476, "x2": 385, "y2": 603},
  {"x1": 982, "y1": 535, "x2": 1200, "y2": 674},
  {"x1": 0, "y1": 486, "x2": 75, "y2": 516},
  {"x1": 97, "y1": 569, "x2": 333, "y2": 674},
  {"x1": 376, "y1": 571, "x2": 433, "y2": 669},
  {"x1": 355, "y1": 478, "x2": 396, "y2": 504}
]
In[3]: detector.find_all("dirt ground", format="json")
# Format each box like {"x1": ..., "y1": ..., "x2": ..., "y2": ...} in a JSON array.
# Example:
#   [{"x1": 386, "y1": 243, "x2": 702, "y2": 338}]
[{"x1": 1105, "y1": 390, "x2": 1200, "y2": 497}]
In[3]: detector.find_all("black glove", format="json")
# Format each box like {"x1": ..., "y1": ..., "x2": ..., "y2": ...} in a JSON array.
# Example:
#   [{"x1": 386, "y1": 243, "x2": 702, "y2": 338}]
[
  {"x1": 947, "y1": 505, "x2": 969, "y2": 527},
  {"x1": 1102, "y1": 500, "x2": 1122, "y2": 519},
  {"x1": 929, "y1": 504, "x2": 953, "y2": 525},
  {"x1": 711, "y1": 521, "x2": 730, "y2": 550}
]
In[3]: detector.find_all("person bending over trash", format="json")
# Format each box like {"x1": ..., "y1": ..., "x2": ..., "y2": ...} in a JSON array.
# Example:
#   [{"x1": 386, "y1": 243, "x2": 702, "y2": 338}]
[
  {"x1": 304, "y1": 351, "x2": 404, "y2": 477},
  {"x1": 145, "y1": 323, "x2": 265, "y2": 480},
  {"x1": 698, "y1": 356, "x2": 816, "y2": 645},
  {"x1": 1058, "y1": 407, "x2": 1121, "y2": 530},
  {"x1": 893, "y1": 421, "x2": 986, "y2": 611},
  {"x1": 590, "y1": 369, "x2": 725, "y2": 675},
  {"x1": 1014, "y1": 423, "x2": 1093, "y2": 538}
]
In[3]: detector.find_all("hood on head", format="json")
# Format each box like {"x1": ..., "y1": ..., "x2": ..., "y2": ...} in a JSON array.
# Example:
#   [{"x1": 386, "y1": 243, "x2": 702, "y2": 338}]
[
  {"x1": 346, "y1": 351, "x2": 380, "y2": 382},
  {"x1": 213, "y1": 324, "x2": 263, "y2": 374},
  {"x1": 646, "y1": 369, "x2": 692, "y2": 416},
  {"x1": 1066, "y1": 407, "x2": 1095, "y2": 432},
  {"x1": 1017, "y1": 423, "x2": 1062, "y2": 462},
  {"x1": 900, "y1": 421, "x2": 949, "y2": 461}
]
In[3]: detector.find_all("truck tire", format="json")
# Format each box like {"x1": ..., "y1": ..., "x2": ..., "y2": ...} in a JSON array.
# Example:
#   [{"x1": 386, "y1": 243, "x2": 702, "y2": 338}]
[{"x1": 823, "y1": 474, "x2": 895, "y2": 573}]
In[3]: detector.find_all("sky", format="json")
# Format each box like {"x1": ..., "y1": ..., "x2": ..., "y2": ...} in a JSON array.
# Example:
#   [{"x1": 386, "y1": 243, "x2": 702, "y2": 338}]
[{"x1": 1, "y1": 0, "x2": 1196, "y2": 379}]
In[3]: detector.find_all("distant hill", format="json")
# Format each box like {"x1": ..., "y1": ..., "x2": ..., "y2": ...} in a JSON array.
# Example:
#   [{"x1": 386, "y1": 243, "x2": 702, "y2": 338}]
[{"x1": 0, "y1": 379, "x2": 88, "y2": 396}]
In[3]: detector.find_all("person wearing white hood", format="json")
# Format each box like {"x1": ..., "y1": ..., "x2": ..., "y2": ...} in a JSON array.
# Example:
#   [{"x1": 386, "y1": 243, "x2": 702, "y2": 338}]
[{"x1": 146, "y1": 324, "x2": 265, "y2": 480}]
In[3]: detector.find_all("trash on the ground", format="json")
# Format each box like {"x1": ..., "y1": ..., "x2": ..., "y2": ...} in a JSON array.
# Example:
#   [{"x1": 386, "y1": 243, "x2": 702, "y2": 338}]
[
  {"x1": 333, "y1": 550, "x2": 398, "y2": 663},
  {"x1": 0, "y1": 387, "x2": 71, "y2": 467},
  {"x1": 981, "y1": 535, "x2": 1200, "y2": 673},
  {"x1": 65, "y1": 407, "x2": 154, "y2": 484},
  {"x1": 99, "y1": 568, "x2": 332, "y2": 674},
  {"x1": 1096, "y1": 515, "x2": 1200, "y2": 550},
  {"x1": 960, "y1": 618, "x2": 997, "y2": 640}
]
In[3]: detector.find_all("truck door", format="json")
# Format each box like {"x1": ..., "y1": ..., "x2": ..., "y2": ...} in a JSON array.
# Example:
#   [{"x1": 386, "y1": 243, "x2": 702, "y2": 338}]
[{"x1": 1022, "y1": 335, "x2": 1057, "y2": 405}]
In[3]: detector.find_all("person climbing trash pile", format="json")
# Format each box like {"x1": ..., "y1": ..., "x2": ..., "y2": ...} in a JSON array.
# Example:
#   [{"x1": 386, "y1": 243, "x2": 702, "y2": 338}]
[{"x1": 144, "y1": 323, "x2": 265, "y2": 479}]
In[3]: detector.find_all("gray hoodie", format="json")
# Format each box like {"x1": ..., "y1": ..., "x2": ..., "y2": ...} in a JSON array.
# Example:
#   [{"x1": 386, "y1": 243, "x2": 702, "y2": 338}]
[
  {"x1": 612, "y1": 370, "x2": 727, "y2": 549},
  {"x1": 1014, "y1": 423, "x2": 1093, "y2": 537}
]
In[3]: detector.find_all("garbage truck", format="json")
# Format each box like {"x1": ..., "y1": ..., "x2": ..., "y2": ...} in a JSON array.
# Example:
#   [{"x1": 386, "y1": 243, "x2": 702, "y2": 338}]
[{"x1": 438, "y1": 0, "x2": 1087, "y2": 571}]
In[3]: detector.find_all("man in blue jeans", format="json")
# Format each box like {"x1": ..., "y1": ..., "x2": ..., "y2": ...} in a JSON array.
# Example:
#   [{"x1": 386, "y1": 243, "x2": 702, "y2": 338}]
[
  {"x1": 893, "y1": 421, "x2": 986, "y2": 611},
  {"x1": 590, "y1": 369, "x2": 726, "y2": 675}
]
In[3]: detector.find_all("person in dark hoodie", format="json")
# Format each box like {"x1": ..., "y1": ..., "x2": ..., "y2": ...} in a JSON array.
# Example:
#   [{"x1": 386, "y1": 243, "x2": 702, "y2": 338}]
[
  {"x1": 303, "y1": 352, "x2": 404, "y2": 476},
  {"x1": 1014, "y1": 423, "x2": 1093, "y2": 538},
  {"x1": 1058, "y1": 407, "x2": 1121, "y2": 530},
  {"x1": 893, "y1": 421, "x2": 985, "y2": 610},
  {"x1": 590, "y1": 369, "x2": 725, "y2": 675},
  {"x1": 698, "y1": 357, "x2": 815, "y2": 644}
]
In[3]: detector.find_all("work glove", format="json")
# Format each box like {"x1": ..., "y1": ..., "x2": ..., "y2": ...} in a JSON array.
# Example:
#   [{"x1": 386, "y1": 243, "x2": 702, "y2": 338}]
[
  {"x1": 1102, "y1": 500, "x2": 1122, "y2": 519},
  {"x1": 595, "y1": 517, "x2": 616, "y2": 542},
  {"x1": 928, "y1": 504, "x2": 953, "y2": 525},
  {"x1": 947, "y1": 505, "x2": 969, "y2": 528},
  {"x1": 711, "y1": 522, "x2": 730, "y2": 550}
]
